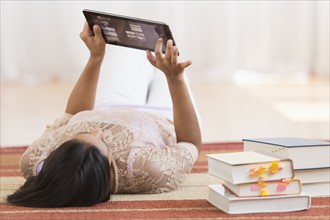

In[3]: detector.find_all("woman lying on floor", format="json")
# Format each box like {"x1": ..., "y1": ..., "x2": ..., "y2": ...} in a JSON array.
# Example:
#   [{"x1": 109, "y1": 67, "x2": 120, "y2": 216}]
[{"x1": 7, "y1": 22, "x2": 201, "y2": 207}]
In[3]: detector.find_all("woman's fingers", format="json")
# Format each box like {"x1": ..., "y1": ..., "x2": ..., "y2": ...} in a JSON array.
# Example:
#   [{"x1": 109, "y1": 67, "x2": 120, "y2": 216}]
[
  {"x1": 146, "y1": 50, "x2": 156, "y2": 66},
  {"x1": 171, "y1": 46, "x2": 178, "y2": 65},
  {"x1": 80, "y1": 22, "x2": 90, "y2": 41},
  {"x1": 154, "y1": 38, "x2": 164, "y2": 61},
  {"x1": 146, "y1": 38, "x2": 191, "y2": 75},
  {"x1": 165, "y1": 40, "x2": 173, "y2": 64}
]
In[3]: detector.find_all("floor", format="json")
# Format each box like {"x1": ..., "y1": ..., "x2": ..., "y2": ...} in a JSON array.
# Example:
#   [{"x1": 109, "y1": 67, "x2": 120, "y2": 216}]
[{"x1": 1, "y1": 75, "x2": 329, "y2": 146}]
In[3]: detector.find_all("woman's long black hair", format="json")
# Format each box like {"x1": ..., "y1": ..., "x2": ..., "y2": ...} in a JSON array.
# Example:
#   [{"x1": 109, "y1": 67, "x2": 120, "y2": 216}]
[{"x1": 7, "y1": 139, "x2": 111, "y2": 207}]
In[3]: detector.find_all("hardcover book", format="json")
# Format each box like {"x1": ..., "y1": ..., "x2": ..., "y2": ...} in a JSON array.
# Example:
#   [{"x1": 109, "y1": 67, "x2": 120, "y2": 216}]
[
  {"x1": 294, "y1": 167, "x2": 330, "y2": 184},
  {"x1": 301, "y1": 181, "x2": 330, "y2": 197},
  {"x1": 243, "y1": 137, "x2": 330, "y2": 169},
  {"x1": 206, "y1": 151, "x2": 294, "y2": 184},
  {"x1": 207, "y1": 184, "x2": 311, "y2": 214},
  {"x1": 223, "y1": 178, "x2": 302, "y2": 197}
]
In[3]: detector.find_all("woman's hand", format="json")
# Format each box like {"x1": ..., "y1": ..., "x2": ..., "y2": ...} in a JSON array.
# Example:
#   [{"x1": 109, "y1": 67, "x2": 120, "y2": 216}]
[
  {"x1": 147, "y1": 38, "x2": 201, "y2": 152},
  {"x1": 146, "y1": 39, "x2": 192, "y2": 81},
  {"x1": 80, "y1": 22, "x2": 106, "y2": 59}
]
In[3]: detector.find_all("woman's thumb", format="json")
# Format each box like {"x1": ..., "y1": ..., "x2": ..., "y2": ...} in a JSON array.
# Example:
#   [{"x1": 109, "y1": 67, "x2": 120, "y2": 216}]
[{"x1": 93, "y1": 25, "x2": 101, "y2": 36}]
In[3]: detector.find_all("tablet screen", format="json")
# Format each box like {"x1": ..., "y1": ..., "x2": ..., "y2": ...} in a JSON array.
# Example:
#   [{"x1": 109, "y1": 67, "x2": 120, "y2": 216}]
[{"x1": 83, "y1": 10, "x2": 176, "y2": 53}]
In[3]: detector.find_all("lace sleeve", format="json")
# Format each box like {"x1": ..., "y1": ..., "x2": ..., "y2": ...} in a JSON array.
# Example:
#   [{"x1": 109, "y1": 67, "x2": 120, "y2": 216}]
[
  {"x1": 20, "y1": 113, "x2": 72, "y2": 179},
  {"x1": 122, "y1": 142, "x2": 198, "y2": 193},
  {"x1": 20, "y1": 138, "x2": 50, "y2": 179},
  {"x1": 45, "y1": 113, "x2": 72, "y2": 132}
]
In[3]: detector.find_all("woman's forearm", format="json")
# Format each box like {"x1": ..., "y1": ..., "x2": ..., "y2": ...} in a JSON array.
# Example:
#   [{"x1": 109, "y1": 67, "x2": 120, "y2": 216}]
[
  {"x1": 167, "y1": 77, "x2": 202, "y2": 152},
  {"x1": 65, "y1": 55, "x2": 104, "y2": 115}
]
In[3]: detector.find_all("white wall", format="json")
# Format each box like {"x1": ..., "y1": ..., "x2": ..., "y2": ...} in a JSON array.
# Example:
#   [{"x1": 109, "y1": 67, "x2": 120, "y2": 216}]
[
  {"x1": 314, "y1": 0, "x2": 330, "y2": 77},
  {"x1": 1, "y1": 1, "x2": 329, "y2": 83}
]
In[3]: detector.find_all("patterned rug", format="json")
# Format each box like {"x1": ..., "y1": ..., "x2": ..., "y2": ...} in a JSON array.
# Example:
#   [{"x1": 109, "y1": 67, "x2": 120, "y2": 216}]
[{"x1": 1, "y1": 143, "x2": 329, "y2": 220}]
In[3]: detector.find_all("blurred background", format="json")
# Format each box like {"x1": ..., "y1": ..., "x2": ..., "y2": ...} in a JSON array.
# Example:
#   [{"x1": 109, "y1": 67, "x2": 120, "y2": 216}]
[{"x1": 1, "y1": 1, "x2": 329, "y2": 146}]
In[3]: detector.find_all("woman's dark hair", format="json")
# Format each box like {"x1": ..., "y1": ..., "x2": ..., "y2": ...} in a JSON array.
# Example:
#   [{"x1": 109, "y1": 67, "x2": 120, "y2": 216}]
[{"x1": 7, "y1": 139, "x2": 111, "y2": 207}]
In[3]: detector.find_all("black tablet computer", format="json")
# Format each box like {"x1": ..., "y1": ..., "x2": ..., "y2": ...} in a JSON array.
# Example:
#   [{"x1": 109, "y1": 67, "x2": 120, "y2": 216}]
[{"x1": 83, "y1": 9, "x2": 177, "y2": 54}]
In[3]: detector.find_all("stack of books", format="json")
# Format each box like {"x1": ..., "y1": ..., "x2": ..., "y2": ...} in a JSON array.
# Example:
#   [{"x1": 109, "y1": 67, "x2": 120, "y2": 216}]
[
  {"x1": 243, "y1": 137, "x2": 330, "y2": 197},
  {"x1": 206, "y1": 151, "x2": 311, "y2": 214}
]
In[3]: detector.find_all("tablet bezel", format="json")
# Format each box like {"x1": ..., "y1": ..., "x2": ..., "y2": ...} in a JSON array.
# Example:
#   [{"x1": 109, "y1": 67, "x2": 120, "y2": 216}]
[{"x1": 83, "y1": 9, "x2": 177, "y2": 53}]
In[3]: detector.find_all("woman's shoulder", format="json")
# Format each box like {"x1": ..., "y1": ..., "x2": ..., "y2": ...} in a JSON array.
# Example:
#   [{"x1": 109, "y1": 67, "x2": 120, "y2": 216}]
[{"x1": 69, "y1": 108, "x2": 171, "y2": 127}]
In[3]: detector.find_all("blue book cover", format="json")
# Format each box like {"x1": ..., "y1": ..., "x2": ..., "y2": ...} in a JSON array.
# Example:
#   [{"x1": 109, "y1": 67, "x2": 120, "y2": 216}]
[
  {"x1": 242, "y1": 137, "x2": 329, "y2": 148},
  {"x1": 243, "y1": 137, "x2": 330, "y2": 169}
]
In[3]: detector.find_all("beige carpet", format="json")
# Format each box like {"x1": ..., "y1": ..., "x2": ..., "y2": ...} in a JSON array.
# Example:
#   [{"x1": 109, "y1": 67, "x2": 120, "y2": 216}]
[
  {"x1": 1, "y1": 144, "x2": 329, "y2": 220},
  {"x1": 0, "y1": 174, "x2": 222, "y2": 203}
]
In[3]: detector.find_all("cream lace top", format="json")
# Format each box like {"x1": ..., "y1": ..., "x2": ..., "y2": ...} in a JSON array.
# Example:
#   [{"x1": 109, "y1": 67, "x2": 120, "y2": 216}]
[{"x1": 20, "y1": 108, "x2": 198, "y2": 194}]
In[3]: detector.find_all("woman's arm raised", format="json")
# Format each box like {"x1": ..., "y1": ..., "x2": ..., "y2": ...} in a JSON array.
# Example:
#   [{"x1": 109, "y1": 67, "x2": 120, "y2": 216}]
[
  {"x1": 146, "y1": 39, "x2": 202, "y2": 152},
  {"x1": 65, "y1": 22, "x2": 106, "y2": 115}
]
